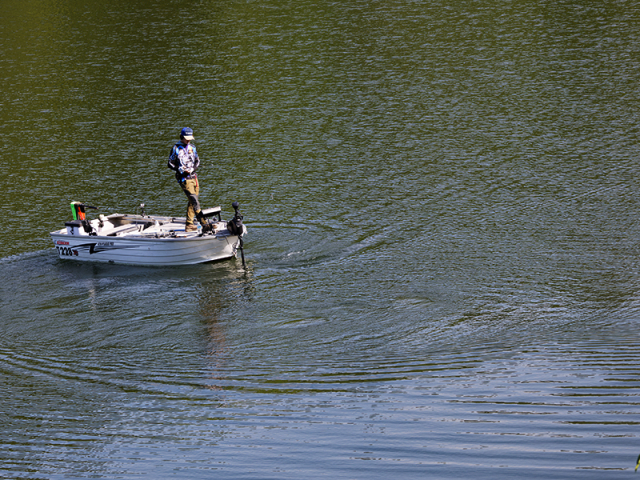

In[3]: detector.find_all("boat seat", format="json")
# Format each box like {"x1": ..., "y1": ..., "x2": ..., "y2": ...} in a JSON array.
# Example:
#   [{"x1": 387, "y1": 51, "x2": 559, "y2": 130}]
[{"x1": 202, "y1": 207, "x2": 222, "y2": 221}]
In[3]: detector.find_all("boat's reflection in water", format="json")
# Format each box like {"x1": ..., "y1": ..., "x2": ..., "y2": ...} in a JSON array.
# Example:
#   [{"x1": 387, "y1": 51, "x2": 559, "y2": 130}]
[
  {"x1": 50, "y1": 253, "x2": 255, "y2": 392},
  {"x1": 195, "y1": 263, "x2": 255, "y2": 390}
]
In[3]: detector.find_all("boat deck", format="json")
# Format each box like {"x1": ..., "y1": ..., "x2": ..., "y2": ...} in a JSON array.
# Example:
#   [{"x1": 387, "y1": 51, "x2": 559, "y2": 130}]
[{"x1": 54, "y1": 210, "x2": 227, "y2": 239}]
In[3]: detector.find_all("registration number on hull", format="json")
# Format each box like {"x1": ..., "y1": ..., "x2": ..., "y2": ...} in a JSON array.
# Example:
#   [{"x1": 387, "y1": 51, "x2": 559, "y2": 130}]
[{"x1": 56, "y1": 246, "x2": 78, "y2": 257}]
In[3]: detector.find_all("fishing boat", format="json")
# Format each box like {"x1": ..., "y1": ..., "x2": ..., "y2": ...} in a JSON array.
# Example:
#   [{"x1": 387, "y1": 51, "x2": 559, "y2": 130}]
[{"x1": 50, "y1": 201, "x2": 246, "y2": 266}]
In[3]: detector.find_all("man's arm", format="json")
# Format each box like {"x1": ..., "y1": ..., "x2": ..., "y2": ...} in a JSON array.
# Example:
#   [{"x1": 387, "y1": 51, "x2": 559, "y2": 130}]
[{"x1": 168, "y1": 146, "x2": 179, "y2": 171}]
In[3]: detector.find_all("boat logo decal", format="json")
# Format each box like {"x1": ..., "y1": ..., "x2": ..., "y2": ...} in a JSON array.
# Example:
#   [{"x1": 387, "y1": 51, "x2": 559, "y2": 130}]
[{"x1": 57, "y1": 242, "x2": 139, "y2": 257}]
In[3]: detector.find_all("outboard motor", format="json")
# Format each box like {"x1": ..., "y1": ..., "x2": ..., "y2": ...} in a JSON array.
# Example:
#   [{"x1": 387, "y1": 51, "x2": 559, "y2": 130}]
[
  {"x1": 69, "y1": 201, "x2": 98, "y2": 235},
  {"x1": 70, "y1": 201, "x2": 87, "y2": 221}
]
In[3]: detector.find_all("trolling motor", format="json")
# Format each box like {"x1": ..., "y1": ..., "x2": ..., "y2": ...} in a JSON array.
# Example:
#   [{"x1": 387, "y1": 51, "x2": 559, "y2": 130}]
[
  {"x1": 227, "y1": 201, "x2": 245, "y2": 266},
  {"x1": 68, "y1": 201, "x2": 98, "y2": 235},
  {"x1": 227, "y1": 202, "x2": 244, "y2": 235}
]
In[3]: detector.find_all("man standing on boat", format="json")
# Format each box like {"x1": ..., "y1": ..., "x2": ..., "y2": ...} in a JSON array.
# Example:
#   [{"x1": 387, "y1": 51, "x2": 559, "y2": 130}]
[{"x1": 167, "y1": 127, "x2": 208, "y2": 232}]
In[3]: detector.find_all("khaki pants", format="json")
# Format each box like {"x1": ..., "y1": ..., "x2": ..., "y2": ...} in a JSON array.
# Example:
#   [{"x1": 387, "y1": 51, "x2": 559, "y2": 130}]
[{"x1": 180, "y1": 177, "x2": 201, "y2": 226}]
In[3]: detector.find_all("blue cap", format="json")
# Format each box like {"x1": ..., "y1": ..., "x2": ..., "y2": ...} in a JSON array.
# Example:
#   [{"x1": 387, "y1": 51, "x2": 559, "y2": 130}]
[{"x1": 180, "y1": 127, "x2": 194, "y2": 140}]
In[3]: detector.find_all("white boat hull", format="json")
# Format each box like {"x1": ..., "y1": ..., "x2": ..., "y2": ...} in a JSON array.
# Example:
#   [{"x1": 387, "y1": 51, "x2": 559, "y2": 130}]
[{"x1": 49, "y1": 211, "x2": 246, "y2": 266}]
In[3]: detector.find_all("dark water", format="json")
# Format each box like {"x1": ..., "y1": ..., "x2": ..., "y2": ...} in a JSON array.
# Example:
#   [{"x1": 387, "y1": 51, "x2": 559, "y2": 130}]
[{"x1": 2, "y1": 0, "x2": 640, "y2": 478}]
